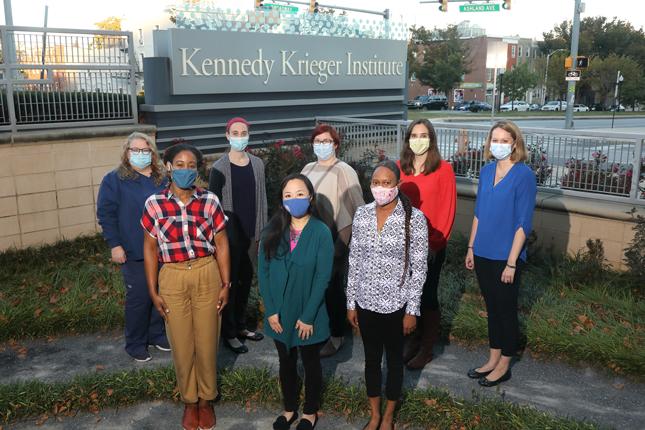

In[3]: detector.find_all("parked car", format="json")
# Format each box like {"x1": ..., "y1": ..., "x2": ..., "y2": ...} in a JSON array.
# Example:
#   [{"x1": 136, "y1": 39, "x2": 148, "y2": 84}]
[
  {"x1": 468, "y1": 101, "x2": 492, "y2": 112},
  {"x1": 541, "y1": 101, "x2": 567, "y2": 111},
  {"x1": 609, "y1": 104, "x2": 626, "y2": 112},
  {"x1": 573, "y1": 104, "x2": 589, "y2": 112},
  {"x1": 407, "y1": 96, "x2": 425, "y2": 109},
  {"x1": 423, "y1": 95, "x2": 449, "y2": 110},
  {"x1": 455, "y1": 100, "x2": 477, "y2": 111},
  {"x1": 528, "y1": 103, "x2": 541, "y2": 111},
  {"x1": 590, "y1": 103, "x2": 606, "y2": 111},
  {"x1": 500, "y1": 100, "x2": 530, "y2": 112}
]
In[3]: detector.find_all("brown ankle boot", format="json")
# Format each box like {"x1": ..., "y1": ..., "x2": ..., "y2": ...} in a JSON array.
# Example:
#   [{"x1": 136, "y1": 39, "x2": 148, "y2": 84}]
[
  {"x1": 198, "y1": 401, "x2": 216, "y2": 430},
  {"x1": 182, "y1": 403, "x2": 199, "y2": 430},
  {"x1": 406, "y1": 310, "x2": 440, "y2": 370},
  {"x1": 402, "y1": 321, "x2": 422, "y2": 363}
]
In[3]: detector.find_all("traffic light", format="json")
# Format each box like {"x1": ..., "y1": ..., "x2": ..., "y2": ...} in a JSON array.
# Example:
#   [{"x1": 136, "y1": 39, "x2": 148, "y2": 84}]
[
  {"x1": 309, "y1": 0, "x2": 319, "y2": 13},
  {"x1": 576, "y1": 56, "x2": 589, "y2": 68},
  {"x1": 502, "y1": 0, "x2": 511, "y2": 10},
  {"x1": 564, "y1": 56, "x2": 573, "y2": 69},
  {"x1": 438, "y1": 0, "x2": 448, "y2": 12}
]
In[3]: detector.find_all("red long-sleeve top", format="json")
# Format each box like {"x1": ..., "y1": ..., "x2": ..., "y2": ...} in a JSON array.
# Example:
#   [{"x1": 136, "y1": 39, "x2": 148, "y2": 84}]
[{"x1": 397, "y1": 159, "x2": 457, "y2": 252}]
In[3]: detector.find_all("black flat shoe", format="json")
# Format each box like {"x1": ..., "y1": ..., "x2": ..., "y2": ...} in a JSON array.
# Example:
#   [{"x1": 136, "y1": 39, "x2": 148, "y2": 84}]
[
  {"x1": 238, "y1": 330, "x2": 264, "y2": 341},
  {"x1": 478, "y1": 369, "x2": 511, "y2": 387},
  {"x1": 224, "y1": 339, "x2": 248, "y2": 354},
  {"x1": 295, "y1": 414, "x2": 318, "y2": 430},
  {"x1": 467, "y1": 367, "x2": 493, "y2": 379},
  {"x1": 273, "y1": 412, "x2": 298, "y2": 430}
]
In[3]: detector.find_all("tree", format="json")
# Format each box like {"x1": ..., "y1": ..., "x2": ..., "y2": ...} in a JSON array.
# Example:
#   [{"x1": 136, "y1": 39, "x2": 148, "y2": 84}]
[
  {"x1": 587, "y1": 55, "x2": 644, "y2": 108},
  {"x1": 93, "y1": 16, "x2": 122, "y2": 49},
  {"x1": 500, "y1": 63, "x2": 539, "y2": 103},
  {"x1": 408, "y1": 25, "x2": 470, "y2": 99}
]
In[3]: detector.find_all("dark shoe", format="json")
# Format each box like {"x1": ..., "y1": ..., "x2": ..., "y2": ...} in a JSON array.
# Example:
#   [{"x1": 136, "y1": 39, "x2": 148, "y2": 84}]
[
  {"x1": 478, "y1": 369, "x2": 512, "y2": 387},
  {"x1": 319, "y1": 337, "x2": 343, "y2": 358},
  {"x1": 406, "y1": 310, "x2": 441, "y2": 370},
  {"x1": 273, "y1": 412, "x2": 298, "y2": 430},
  {"x1": 224, "y1": 338, "x2": 248, "y2": 354},
  {"x1": 182, "y1": 403, "x2": 199, "y2": 430},
  {"x1": 152, "y1": 338, "x2": 171, "y2": 352},
  {"x1": 129, "y1": 350, "x2": 151, "y2": 362},
  {"x1": 467, "y1": 367, "x2": 492, "y2": 379},
  {"x1": 198, "y1": 402, "x2": 215, "y2": 430},
  {"x1": 238, "y1": 330, "x2": 264, "y2": 341},
  {"x1": 295, "y1": 414, "x2": 318, "y2": 430}
]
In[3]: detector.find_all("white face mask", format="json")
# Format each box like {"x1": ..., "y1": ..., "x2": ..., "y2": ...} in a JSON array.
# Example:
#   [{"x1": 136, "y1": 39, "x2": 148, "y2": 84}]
[{"x1": 490, "y1": 143, "x2": 513, "y2": 160}]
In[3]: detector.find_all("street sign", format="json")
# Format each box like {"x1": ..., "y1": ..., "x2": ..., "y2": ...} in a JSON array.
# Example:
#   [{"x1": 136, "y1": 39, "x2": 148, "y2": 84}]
[
  {"x1": 565, "y1": 69, "x2": 581, "y2": 81},
  {"x1": 262, "y1": 3, "x2": 299, "y2": 14},
  {"x1": 459, "y1": 3, "x2": 501, "y2": 12}
]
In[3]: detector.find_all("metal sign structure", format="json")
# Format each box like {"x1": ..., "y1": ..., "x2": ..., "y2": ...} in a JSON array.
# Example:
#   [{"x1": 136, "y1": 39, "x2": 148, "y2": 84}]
[{"x1": 565, "y1": 69, "x2": 581, "y2": 81}]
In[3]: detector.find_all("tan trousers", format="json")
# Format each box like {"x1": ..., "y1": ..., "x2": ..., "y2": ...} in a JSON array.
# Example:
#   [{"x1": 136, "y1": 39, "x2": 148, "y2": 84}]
[{"x1": 159, "y1": 256, "x2": 221, "y2": 403}]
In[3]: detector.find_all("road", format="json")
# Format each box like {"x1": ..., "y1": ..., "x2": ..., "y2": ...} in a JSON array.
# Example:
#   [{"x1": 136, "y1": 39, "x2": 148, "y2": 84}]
[{"x1": 435, "y1": 115, "x2": 645, "y2": 133}]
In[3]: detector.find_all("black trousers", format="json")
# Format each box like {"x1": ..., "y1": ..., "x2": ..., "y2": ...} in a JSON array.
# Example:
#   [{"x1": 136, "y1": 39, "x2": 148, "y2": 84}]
[
  {"x1": 326, "y1": 255, "x2": 348, "y2": 337},
  {"x1": 420, "y1": 248, "x2": 446, "y2": 311},
  {"x1": 222, "y1": 223, "x2": 254, "y2": 340},
  {"x1": 357, "y1": 306, "x2": 405, "y2": 401},
  {"x1": 474, "y1": 256, "x2": 524, "y2": 357},
  {"x1": 274, "y1": 340, "x2": 323, "y2": 415}
]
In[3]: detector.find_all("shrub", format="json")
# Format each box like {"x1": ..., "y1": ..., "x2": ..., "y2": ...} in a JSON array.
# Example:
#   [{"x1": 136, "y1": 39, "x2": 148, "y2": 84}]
[
  {"x1": 561, "y1": 150, "x2": 633, "y2": 196},
  {"x1": 526, "y1": 142, "x2": 553, "y2": 185},
  {"x1": 449, "y1": 144, "x2": 487, "y2": 178},
  {"x1": 623, "y1": 211, "x2": 645, "y2": 284}
]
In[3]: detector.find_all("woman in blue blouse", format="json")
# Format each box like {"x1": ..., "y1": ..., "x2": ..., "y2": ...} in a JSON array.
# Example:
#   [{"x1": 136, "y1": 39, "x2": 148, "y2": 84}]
[
  {"x1": 346, "y1": 160, "x2": 428, "y2": 430},
  {"x1": 259, "y1": 173, "x2": 334, "y2": 430},
  {"x1": 465, "y1": 120, "x2": 537, "y2": 387},
  {"x1": 96, "y1": 132, "x2": 169, "y2": 362}
]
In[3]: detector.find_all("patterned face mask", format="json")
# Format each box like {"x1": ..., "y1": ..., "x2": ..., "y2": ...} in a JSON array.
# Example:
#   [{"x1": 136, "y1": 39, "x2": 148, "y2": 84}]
[{"x1": 371, "y1": 186, "x2": 399, "y2": 206}]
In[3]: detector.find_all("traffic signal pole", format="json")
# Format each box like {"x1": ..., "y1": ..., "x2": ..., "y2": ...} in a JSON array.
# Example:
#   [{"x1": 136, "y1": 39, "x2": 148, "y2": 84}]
[{"x1": 564, "y1": 0, "x2": 582, "y2": 129}]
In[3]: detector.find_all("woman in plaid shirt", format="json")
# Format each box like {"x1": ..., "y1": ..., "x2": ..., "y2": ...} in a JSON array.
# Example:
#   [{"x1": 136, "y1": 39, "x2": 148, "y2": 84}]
[{"x1": 142, "y1": 143, "x2": 231, "y2": 430}]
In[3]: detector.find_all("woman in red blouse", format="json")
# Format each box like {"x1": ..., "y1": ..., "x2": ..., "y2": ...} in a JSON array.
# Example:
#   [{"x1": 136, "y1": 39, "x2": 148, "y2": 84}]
[{"x1": 397, "y1": 118, "x2": 457, "y2": 370}]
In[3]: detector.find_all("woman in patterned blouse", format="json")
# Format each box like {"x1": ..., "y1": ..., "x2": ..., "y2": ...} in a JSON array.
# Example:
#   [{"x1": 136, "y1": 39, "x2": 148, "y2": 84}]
[{"x1": 346, "y1": 160, "x2": 428, "y2": 430}]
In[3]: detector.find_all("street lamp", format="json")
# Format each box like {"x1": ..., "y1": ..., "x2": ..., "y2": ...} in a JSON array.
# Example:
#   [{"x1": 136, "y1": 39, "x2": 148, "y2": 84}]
[{"x1": 544, "y1": 48, "x2": 566, "y2": 105}]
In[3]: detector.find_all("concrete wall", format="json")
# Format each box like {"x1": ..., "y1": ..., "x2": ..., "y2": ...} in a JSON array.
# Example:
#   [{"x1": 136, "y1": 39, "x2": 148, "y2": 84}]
[
  {"x1": 453, "y1": 182, "x2": 643, "y2": 270},
  {"x1": 0, "y1": 125, "x2": 155, "y2": 251}
]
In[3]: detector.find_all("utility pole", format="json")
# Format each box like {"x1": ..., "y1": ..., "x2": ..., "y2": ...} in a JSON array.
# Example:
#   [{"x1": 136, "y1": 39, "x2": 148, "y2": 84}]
[
  {"x1": 611, "y1": 70, "x2": 623, "y2": 129},
  {"x1": 564, "y1": 0, "x2": 583, "y2": 129}
]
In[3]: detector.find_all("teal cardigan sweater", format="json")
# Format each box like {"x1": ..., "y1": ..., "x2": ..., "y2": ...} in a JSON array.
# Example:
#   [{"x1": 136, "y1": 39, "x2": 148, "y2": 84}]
[{"x1": 258, "y1": 217, "x2": 334, "y2": 348}]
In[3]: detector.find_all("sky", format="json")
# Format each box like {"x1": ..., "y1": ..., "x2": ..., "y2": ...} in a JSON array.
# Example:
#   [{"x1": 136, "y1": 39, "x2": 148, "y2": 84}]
[{"x1": 3, "y1": 0, "x2": 645, "y2": 52}]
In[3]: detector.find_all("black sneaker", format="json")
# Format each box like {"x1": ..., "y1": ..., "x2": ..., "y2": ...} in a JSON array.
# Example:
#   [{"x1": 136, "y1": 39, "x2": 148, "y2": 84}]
[
  {"x1": 130, "y1": 350, "x2": 151, "y2": 362},
  {"x1": 152, "y1": 339, "x2": 171, "y2": 352}
]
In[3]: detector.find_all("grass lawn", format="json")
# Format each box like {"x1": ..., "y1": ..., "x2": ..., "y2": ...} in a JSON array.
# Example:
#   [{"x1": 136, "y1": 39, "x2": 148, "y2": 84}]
[{"x1": 1, "y1": 234, "x2": 643, "y2": 377}]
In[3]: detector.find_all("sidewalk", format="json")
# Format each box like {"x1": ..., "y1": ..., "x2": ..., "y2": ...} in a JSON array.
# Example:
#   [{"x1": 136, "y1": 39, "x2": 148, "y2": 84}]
[{"x1": 3, "y1": 332, "x2": 644, "y2": 429}]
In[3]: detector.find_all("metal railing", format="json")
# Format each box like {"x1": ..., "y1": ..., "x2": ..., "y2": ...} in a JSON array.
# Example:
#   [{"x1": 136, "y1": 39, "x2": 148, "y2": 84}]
[
  {"x1": 316, "y1": 116, "x2": 645, "y2": 205},
  {"x1": 0, "y1": 25, "x2": 138, "y2": 132}
]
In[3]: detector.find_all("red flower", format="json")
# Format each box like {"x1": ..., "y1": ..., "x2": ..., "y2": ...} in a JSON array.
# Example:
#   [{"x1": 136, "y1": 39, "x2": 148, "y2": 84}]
[{"x1": 293, "y1": 145, "x2": 304, "y2": 160}]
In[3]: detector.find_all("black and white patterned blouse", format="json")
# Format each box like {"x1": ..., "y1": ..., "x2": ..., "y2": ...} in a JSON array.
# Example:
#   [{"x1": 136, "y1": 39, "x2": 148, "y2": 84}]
[{"x1": 346, "y1": 200, "x2": 428, "y2": 316}]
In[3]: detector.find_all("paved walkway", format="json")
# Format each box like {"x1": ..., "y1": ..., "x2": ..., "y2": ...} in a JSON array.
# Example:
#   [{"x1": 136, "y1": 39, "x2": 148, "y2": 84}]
[{"x1": 2, "y1": 332, "x2": 644, "y2": 429}]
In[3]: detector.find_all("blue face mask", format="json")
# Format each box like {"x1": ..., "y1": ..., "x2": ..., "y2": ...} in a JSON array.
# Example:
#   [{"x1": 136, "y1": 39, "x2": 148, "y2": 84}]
[
  {"x1": 283, "y1": 197, "x2": 310, "y2": 218},
  {"x1": 313, "y1": 143, "x2": 335, "y2": 161},
  {"x1": 229, "y1": 136, "x2": 249, "y2": 152},
  {"x1": 171, "y1": 168, "x2": 197, "y2": 189},
  {"x1": 129, "y1": 152, "x2": 151, "y2": 169}
]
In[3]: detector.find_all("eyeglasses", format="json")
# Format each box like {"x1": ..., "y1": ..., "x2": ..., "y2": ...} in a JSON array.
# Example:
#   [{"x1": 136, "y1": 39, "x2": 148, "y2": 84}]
[
  {"x1": 129, "y1": 148, "x2": 152, "y2": 155},
  {"x1": 313, "y1": 139, "x2": 334, "y2": 145}
]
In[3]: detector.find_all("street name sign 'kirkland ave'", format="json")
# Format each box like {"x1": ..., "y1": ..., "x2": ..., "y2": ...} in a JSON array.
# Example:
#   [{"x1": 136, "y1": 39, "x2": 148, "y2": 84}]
[
  {"x1": 459, "y1": 4, "x2": 500, "y2": 12},
  {"x1": 263, "y1": 3, "x2": 299, "y2": 14}
]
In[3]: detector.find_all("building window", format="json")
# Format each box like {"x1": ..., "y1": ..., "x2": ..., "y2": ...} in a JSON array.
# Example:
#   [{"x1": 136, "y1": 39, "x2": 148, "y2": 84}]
[
  {"x1": 486, "y1": 68, "x2": 493, "y2": 81},
  {"x1": 518, "y1": 46, "x2": 523, "y2": 57},
  {"x1": 511, "y1": 46, "x2": 516, "y2": 58},
  {"x1": 526, "y1": 47, "x2": 530, "y2": 57}
]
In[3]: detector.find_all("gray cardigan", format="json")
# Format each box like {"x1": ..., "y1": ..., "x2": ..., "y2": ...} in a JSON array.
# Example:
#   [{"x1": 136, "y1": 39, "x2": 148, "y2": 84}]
[{"x1": 208, "y1": 153, "x2": 268, "y2": 240}]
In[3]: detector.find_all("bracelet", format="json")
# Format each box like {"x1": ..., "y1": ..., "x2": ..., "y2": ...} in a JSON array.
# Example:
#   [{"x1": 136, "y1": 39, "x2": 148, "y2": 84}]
[
  {"x1": 221, "y1": 282, "x2": 232, "y2": 289},
  {"x1": 467, "y1": 246, "x2": 473, "y2": 249},
  {"x1": 506, "y1": 264, "x2": 516, "y2": 269}
]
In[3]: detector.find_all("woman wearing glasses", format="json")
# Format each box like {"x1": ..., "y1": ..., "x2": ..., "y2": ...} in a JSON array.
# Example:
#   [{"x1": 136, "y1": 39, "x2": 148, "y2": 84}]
[
  {"x1": 301, "y1": 124, "x2": 365, "y2": 358},
  {"x1": 97, "y1": 132, "x2": 170, "y2": 362}
]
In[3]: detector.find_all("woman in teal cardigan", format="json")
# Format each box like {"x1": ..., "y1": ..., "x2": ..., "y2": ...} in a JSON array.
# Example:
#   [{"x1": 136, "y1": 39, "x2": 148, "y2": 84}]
[{"x1": 259, "y1": 173, "x2": 334, "y2": 430}]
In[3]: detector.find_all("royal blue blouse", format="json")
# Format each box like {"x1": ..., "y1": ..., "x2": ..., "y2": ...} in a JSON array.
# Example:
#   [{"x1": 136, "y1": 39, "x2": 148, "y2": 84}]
[{"x1": 473, "y1": 161, "x2": 537, "y2": 262}]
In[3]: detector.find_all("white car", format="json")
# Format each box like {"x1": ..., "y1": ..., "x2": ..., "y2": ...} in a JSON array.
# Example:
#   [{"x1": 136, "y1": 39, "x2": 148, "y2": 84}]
[
  {"x1": 573, "y1": 104, "x2": 589, "y2": 112},
  {"x1": 500, "y1": 101, "x2": 529, "y2": 112},
  {"x1": 541, "y1": 101, "x2": 567, "y2": 111}
]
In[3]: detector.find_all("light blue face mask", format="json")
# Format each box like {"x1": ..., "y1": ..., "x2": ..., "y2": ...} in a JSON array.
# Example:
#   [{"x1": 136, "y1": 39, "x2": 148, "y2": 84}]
[
  {"x1": 490, "y1": 143, "x2": 513, "y2": 160},
  {"x1": 313, "y1": 143, "x2": 335, "y2": 161},
  {"x1": 129, "y1": 152, "x2": 152, "y2": 169},
  {"x1": 229, "y1": 136, "x2": 249, "y2": 152}
]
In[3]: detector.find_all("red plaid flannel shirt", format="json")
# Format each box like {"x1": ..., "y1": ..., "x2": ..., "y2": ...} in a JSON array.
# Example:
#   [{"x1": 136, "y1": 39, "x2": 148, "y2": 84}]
[{"x1": 141, "y1": 187, "x2": 227, "y2": 263}]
